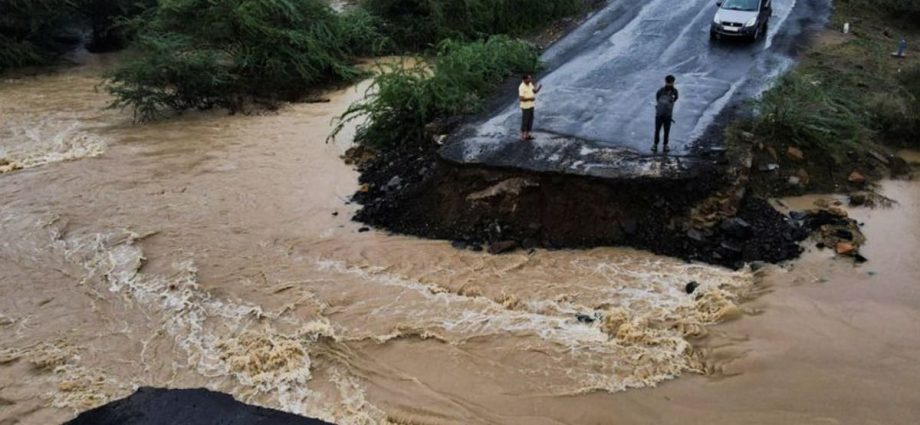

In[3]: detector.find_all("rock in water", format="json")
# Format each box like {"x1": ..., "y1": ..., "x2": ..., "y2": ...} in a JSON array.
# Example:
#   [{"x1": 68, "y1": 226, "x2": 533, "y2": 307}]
[
  {"x1": 835, "y1": 241, "x2": 857, "y2": 256},
  {"x1": 685, "y1": 281, "x2": 700, "y2": 294},
  {"x1": 66, "y1": 387, "x2": 335, "y2": 425},
  {"x1": 848, "y1": 171, "x2": 866, "y2": 185},
  {"x1": 488, "y1": 240, "x2": 519, "y2": 255}
]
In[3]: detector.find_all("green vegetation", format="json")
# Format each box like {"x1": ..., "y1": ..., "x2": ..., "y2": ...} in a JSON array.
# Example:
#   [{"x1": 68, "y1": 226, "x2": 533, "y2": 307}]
[
  {"x1": 1, "y1": 0, "x2": 76, "y2": 70},
  {"x1": 0, "y1": 0, "x2": 156, "y2": 71},
  {"x1": 332, "y1": 36, "x2": 539, "y2": 148},
  {"x1": 82, "y1": 0, "x2": 158, "y2": 52},
  {"x1": 362, "y1": 0, "x2": 583, "y2": 50},
  {"x1": 730, "y1": 0, "x2": 920, "y2": 194},
  {"x1": 104, "y1": 0, "x2": 389, "y2": 121}
]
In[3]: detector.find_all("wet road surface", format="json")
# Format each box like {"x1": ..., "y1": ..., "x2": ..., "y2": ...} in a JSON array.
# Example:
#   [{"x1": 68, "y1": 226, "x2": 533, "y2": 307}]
[{"x1": 440, "y1": 0, "x2": 830, "y2": 179}]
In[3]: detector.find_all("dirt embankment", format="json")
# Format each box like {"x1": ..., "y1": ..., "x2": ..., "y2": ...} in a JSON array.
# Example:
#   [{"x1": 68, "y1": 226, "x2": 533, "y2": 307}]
[{"x1": 348, "y1": 133, "x2": 825, "y2": 269}]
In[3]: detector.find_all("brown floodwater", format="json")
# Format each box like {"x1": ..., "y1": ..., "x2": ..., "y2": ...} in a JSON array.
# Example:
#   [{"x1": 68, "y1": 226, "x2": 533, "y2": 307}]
[{"x1": 1, "y1": 59, "x2": 918, "y2": 425}]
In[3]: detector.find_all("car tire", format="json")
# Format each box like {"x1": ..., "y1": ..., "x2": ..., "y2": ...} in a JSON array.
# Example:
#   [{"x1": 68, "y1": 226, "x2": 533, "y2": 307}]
[{"x1": 710, "y1": 30, "x2": 717, "y2": 41}]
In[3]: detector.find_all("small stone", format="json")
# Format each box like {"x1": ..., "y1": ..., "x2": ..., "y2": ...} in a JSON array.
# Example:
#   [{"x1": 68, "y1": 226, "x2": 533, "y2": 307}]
[
  {"x1": 849, "y1": 193, "x2": 868, "y2": 206},
  {"x1": 450, "y1": 240, "x2": 467, "y2": 250},
  {"x1": 827, "y1": 206, "x2": 848, "y2": 218},
  {"x1": 720, "y1": 218, "x2": 752, "y2": 239},
  {"x1": 576, "y1": 313, "x2": 596, "y2": 324},
  {"x1": 488, "y1": 240, "x2": 519, "y2": 255},
  {"x1": 848, "y1": 170, "x2": 866, "y2": 185},
  {"x1": 854, "y1": 253, "x2": 868, "y2": 263},
  {"x1": 685, "y1": 281, "x2": 700, "y2": 294},
  {"x1": 358, "y1": 184, "x2": 370, "y2": 193},
  {"x1": 686, "y1": 228, "x2": 707, "y2": 242},
  {"x1": 787, "y1": 146, "x2": 805, "y2": 161},
  {"x1": 835, "y1": 241, "x2": 856, "y2": 256},
  {"x1": 796, "y1": 169, "x2": 810, "y2": 185},
  {"x1": 358, "y1": 227, "x2": 371, "y2": 233},
  {"x1": 720, "y1": 240, "x2": 743, "y2": 253},
  {"x1": 385, "y1": 176, "x2": 402, "y2": 189},
  {"x1": 331, "y1": 211, "x2": 339, "y2": 216}
]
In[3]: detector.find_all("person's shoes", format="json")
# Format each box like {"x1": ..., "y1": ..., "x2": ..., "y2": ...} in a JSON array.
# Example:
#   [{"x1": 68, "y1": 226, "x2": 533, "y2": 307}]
[
  {"x1": 663, "y1": 145, "x2": 670, "y2": 153},
  {"x1": 651, "y1": 144, "x2": 658, "y2": 153},
  {"x1": 525, "y1": 135, "x2": 535, "y2": 141}
]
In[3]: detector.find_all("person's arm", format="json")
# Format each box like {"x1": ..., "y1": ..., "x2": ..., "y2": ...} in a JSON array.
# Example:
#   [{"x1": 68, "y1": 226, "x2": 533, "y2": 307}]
[
  {"x1": 656, "y1": 87, "x2": 664, "y2": 101},
  {"x1": 519, "y1": 85, "x2": 534, "y2": 102},
  {"x1": 519, "y1": 85, "x2": 536, "y2": 102},
  {"x1": 673, "y1": 88, "x2": 679, "y2": 103},
  {"x1": 534, "y1": 83, "x2": 543, "y2": 94}
]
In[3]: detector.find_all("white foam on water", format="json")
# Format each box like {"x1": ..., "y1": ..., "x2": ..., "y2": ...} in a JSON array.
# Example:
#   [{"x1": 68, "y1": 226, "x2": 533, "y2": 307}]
[{"x1": 0, "y1": 119, "x2": 106, "y2": 173}]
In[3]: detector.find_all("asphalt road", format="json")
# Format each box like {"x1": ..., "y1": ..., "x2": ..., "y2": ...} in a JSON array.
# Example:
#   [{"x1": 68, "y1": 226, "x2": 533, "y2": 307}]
[{"x1": 440, "y1": 0, "x2": 830, "y2": 179}]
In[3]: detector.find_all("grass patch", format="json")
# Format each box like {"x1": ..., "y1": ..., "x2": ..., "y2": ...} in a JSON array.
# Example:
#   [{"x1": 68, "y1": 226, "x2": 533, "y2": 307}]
[
  {"x1": 730, "y1": 0, "x2": 920, "y2": 195},
  {"x1": 331, "y1": 35, "x2": 539, "y2": 148}
]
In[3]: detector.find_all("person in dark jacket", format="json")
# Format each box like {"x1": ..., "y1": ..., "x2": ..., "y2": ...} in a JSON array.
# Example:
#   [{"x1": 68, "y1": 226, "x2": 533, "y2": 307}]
[{"x1": 653, "y1": 75, "x2": 679, "y2": 153}]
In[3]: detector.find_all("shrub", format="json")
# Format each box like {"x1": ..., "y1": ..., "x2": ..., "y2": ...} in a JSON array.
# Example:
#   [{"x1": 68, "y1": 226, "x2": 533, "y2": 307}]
[
  {"x1": 752, "y1": 73, "x2": 866, "y2": 161},
  {"x1": 874, "y1": 66, "x2": 920, "y2": 146},
  {"x1": 362, "y1": 0, "x2": 582, "y2": 50},
  {"x1": 105, "y1": 0, "x2": 387, "y2": 120},
  {"x1": 0, "y1": 0, "x2": 76, "y2": 70},
  {"x1": 332, "y1": 35, "x2": 539, "y2": 148}
]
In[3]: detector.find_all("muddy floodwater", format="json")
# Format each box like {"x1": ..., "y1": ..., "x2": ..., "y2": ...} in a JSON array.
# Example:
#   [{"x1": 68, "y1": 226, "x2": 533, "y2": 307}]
[{"x1": 2, "y1": 61, "x2": 919, "y2": 425}]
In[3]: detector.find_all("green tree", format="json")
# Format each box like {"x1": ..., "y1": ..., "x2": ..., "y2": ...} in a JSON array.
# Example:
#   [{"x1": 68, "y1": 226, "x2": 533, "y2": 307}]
[{"x1": 105, "y1": 0, "x2": 389, "y2": 120}]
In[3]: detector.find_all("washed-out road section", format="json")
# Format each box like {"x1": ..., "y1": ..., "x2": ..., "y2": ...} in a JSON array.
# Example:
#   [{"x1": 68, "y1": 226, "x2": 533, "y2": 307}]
[{"x1": 440, "y1": 0, "x2": 829, "y2": 179}]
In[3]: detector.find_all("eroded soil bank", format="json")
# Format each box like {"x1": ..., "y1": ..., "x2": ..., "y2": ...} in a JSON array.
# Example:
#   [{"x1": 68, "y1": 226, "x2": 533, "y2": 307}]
[{"x1": 351, "y1": 138, "x2": 831, "y2": 269}]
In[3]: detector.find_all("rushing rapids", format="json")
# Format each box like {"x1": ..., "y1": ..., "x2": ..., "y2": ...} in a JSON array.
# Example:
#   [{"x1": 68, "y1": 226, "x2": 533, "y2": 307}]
[{"x1": 1, "y1": 54, "x2": 919, "y2": 425}]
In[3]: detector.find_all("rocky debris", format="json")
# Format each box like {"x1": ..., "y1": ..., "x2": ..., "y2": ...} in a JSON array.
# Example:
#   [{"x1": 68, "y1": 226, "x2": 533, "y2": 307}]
[
  {"x1": 786, "y1": 146, "x2": 805, "y2": 161},
  {"x1": 358, "y1": 227, "x2": 370, "y2": 233},
  {"x1": 488, "y1": 240, "x2": 519, "y2": 255},
  {"x1": 720, "y1": 217, "x2": 752, "y2": 239},
  {"x1": 685, "y1": 281, "x2": 700, "y2": 294},
  {"x1": 795, "y1": 169, "x2": 810, "y2": 185},
  {"x1": 848, "y1": 170, "x2": 866, "y2": 185},
  {"x1": 576, "y1": 313, "x2": 598, "y2": 323},
  {"x1": 342, "y1": 145, "x2": 376, "y2": 168},
  {"x1": 848, "y1": 191, "x2": 896, "y2": 208},
  {"x1": 66, "y1": 387, "x2": 335, "y2": 425},
  {"x1": 849, "y1": 192, "x2": 868, "y2": 206},
  {"x1": 835, "y1": 241, "x2": 856, "y2": 256},
  {"x1": 798, "y1": 202, "x2": 867, "y2": 260}
]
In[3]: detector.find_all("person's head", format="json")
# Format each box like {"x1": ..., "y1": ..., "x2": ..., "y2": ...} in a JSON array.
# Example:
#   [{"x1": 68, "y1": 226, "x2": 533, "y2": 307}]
[
  {"x1": 665, "y1": 75, "x2": 676, "y2": 87},
  {"x1": 523, "y1": 74, "x2": 532, "y2": 84}
]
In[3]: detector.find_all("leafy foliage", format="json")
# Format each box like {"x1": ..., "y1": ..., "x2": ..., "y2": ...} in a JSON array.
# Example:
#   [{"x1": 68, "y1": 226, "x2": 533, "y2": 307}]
[
  {"x1": 752, "y1": 73, "x2": 865, "y2": 161},
  {"x1": 0, "y1": 0, "x2": 76, "y2": 70},
  {"x1": 362, "y1": 0, "x2": 582, "y2": 49},
  {"x1": 332, "y1": 35, "x2": 539, "y2": 148},
  {"x1": 105, "y1": 0, "x2": 388, "y2": 120}
]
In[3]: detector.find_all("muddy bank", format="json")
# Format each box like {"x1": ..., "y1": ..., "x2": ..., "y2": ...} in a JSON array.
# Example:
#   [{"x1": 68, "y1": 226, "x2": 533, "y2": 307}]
[
  {"x1": 67, "y1": 388, "x2": 334, "y2": 425},
  {"x1": 351, "y1": 139, "x2": 815, "y2": 269}
]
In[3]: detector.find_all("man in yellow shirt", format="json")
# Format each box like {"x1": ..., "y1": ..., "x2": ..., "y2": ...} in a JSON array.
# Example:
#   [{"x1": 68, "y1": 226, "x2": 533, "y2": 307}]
[{"x1": 519, "y1": 74, "x2": 542, "y2": 141}]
